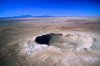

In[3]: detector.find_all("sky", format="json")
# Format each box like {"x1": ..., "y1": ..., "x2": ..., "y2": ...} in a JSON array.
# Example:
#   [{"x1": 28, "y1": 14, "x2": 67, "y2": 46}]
[{"x1": 0, "y1": 0, "x2": 100, "y2": 17}]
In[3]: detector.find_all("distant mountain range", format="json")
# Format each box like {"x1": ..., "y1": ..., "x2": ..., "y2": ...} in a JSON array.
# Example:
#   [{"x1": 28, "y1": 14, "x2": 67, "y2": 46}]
[
  {"x1": 13, "y1": 15, "x2": 57, "y2": 18},
  {"x1": 0, "y1": 15, "x2": 99, "y2": 19},
  {"x1": 0, "y1": 15, "x2": 57, "y2": 19}
]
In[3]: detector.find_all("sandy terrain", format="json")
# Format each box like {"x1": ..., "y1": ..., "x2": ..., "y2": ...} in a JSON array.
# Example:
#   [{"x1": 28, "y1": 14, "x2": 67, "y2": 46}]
[{"x1": 0, "y1": 17, "x2": 100, "y2": 66}]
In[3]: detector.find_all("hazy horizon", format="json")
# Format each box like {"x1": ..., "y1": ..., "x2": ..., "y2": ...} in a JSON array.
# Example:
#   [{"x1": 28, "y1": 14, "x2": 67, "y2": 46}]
[{"x1": 0, "y1": 0, "x2": 100, "y2": 17}]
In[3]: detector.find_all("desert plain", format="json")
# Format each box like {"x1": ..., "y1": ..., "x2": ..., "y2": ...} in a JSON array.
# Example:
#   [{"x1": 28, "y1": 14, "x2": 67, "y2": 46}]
[{"x1": 0, "y1": 17, "x2": 100, "y2": 66}]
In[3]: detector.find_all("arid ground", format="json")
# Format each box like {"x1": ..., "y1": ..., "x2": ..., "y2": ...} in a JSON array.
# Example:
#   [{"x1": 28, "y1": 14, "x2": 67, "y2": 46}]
[{"x1": 0, "y1": 17, "x2": 100, "y2": 66}]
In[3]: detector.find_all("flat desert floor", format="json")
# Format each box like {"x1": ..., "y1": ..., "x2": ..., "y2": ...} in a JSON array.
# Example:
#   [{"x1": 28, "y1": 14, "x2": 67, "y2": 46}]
[{"x1": 0, "y1": 17, "x2": 100, "y2": 66}]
